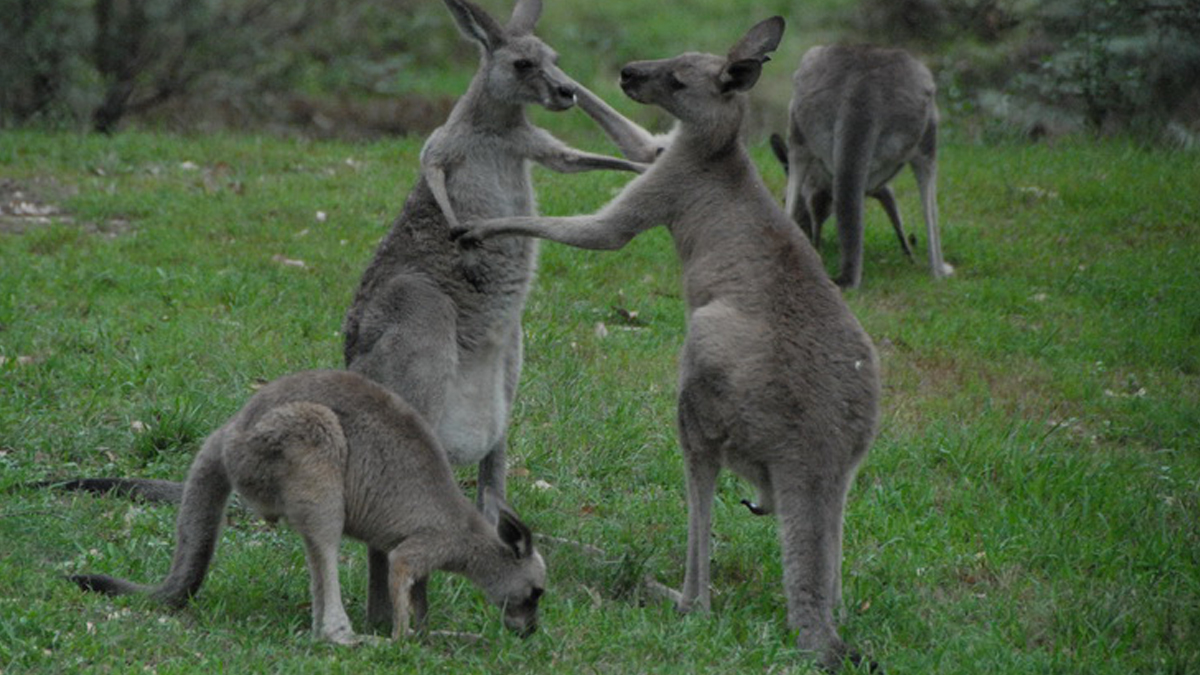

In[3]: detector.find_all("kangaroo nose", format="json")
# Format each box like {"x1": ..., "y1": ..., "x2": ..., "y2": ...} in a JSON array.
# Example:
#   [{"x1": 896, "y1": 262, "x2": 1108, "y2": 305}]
[{"x1": 619, "y1": 66, "x2": 643, "y2": 87}]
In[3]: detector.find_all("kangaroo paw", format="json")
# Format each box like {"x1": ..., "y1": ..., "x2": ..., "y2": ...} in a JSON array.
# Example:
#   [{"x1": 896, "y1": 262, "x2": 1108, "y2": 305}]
[{"x1": 740, "y1": 498, "x2": 769, "y2": 516}]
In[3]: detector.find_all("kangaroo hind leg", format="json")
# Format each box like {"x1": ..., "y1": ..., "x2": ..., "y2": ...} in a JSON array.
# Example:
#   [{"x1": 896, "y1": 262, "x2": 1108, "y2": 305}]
[
  {"x1": 236, "y1": 403, "x2": 356, "y2": 644},
  {"x1": 675, "y1": 396, "x2": 722, "y2": 615},
  {"x1": 770, "y1": 458, "x2": 854, "y2": 670}
]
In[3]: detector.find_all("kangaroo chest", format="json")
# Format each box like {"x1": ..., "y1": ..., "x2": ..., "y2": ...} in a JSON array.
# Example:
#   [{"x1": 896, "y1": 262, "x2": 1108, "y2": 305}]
[{"x1": 438, "y1": 152, "x2": 538, "y2": 464}]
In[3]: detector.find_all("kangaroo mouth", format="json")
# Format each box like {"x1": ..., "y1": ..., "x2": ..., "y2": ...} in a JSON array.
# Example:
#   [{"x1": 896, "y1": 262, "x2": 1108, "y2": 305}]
[
  {"x1": 543, "y1": 95, "x2": 576, "y2": 112},
  {"x1": 542, "y1": 81, "x2": 578, "y2": 112}
]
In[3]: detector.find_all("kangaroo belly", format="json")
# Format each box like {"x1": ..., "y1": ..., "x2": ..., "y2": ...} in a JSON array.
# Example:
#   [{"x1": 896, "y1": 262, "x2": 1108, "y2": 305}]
[{"x1": 436, "y1": 337, "x2": 516, "y2": 465}]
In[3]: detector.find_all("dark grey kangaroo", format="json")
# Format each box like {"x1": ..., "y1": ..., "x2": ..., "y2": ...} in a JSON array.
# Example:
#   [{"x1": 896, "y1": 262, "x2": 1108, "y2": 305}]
[
  {"x1": 68, "y1": 370, "x2": 545, "y2": 644},
  {"x1": 458, "y1": 17, "x2": 880, "y2": 670},
  {"x1": 773, "y1": 44, "x2": 952, "y2": 288}
]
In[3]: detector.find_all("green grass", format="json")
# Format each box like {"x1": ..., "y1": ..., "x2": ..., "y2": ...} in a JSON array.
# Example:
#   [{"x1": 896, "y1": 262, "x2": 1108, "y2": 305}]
[{"x1": 2, "y1": 125, "x2": 1198, "y2": 674}]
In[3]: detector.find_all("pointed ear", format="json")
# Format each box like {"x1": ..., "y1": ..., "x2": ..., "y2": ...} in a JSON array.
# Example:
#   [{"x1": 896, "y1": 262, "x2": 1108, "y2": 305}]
[
  {"x1": 727, "y1": 16, "x2": 785, "y2": 63},
  {"x1": 482, "y1": 488, "x2": 535, "y2": 558},
  {"x1": 719, "y1": 59, "x2": 765, "y2": 93},
  {"x1": 444, "y1": 0, "x2": 506, "y2": 52},
  {"x1": 720, "y1": 16, "x2": 785, "y2": 93},
  {"x1": 506, "y1": 0, "x2": 542, "y2": 36}
]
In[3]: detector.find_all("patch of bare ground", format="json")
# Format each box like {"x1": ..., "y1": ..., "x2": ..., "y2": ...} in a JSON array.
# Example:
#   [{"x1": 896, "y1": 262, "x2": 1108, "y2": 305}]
[
  {"x1": 0, "y1": 177, "x2": 129, "y2": 236},
  {"x1": 876, "y1": 335, "x2": 1081, "y2": 431}
]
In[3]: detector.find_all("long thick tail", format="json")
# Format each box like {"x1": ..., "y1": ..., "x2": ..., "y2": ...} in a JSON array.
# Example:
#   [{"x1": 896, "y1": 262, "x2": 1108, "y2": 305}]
[
  {"x1": 831, "y1": 91, "x2": 880, "y2": 289},
  {"x1": 36, "y1": 478, "x2": 184, "y2": 503},
  {"x1": 70, "y1": 436, "x2": 232, "y2": 607}
]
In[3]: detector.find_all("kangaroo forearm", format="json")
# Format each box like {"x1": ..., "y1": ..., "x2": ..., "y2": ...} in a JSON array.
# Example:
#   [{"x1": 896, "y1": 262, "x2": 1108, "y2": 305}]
[
  {"x1": 543, "y1": 152, "x2": 647, "y2": 174},
  {"x1": 472, "y1": 215, "x2": 634, "y2": 251},
  {"x1": 572, "y1": 84, "x2": 662, "y2": 163}
]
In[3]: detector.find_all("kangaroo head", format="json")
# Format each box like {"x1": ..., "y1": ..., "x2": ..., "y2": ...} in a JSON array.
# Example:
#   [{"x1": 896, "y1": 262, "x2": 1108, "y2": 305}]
[
  {"x1": 618, "y1": 17, "x2": 784, "y2": 136},
  {"x1": 480, "y1": 488, "x2": 546, "y2": 637},
  {"x1": 444, "y1": 0, "x2": 577, "y2": 112}
]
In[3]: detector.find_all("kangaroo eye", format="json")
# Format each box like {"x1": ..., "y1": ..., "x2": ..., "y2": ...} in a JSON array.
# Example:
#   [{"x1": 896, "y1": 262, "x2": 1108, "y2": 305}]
[
  {"x1": 514, "y1": 59, "x2": 535, "y2": 71},
  {"x1": 668, "y1": 73, "x2": 687, "y2": 90}
]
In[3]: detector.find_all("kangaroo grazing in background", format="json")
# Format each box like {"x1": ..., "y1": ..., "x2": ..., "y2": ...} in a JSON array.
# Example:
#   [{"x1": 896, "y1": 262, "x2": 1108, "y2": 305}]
[
  {"x1": 67, "y1": 370, "x2": 545, "y2": 643},
  {"x1": 457, "y1": 17, "x2": 880, "y2": 670},
  {"x1": 772, "y1": 44, "x2": 952, "y2": 289}
]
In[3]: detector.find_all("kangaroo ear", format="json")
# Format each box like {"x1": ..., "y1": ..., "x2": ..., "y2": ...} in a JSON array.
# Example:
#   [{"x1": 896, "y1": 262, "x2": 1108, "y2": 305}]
[
  {"x1": 506, "y1": 0, "x2": 542, "y2": 36},
  {"x1": 727, "y1": 16, "x2": 785, "y2": 63},
  {"x1": 482, "y1": 488, "x2": 535, "y2": 558},
  {"x1": 444, "y1": 0, "x2": 506, "y2": 52},
  {"x1": 720, "y1": 16, "x2": 784, "y2": 93}
]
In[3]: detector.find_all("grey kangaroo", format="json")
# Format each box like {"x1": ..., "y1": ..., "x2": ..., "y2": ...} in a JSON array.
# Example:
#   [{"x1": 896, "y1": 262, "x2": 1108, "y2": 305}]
[
  {"x1": 457, "y1": 17, "x2": 880, "y2": 670},
  {"x1": 772, "y1": 44, "x2": 952, "y2": 288},
  {"x1": 342, "y1": 0, "x2": 649, "y2": 630},
  {"x1": 344, "y1": 0, "x2": 641, "y2": 498},
  {"x1": 68, "y1": 370, "x2": 546, "y2": 644}
]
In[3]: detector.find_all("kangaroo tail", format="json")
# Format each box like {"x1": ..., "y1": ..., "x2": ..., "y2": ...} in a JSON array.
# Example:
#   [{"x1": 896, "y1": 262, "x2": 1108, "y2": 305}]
[
  {"x1": 34, "y1": 478, "x2": 184, "y2": 504},
  {"x1": 831, "y1": 91, "x2": 880, "y2": 288},
  {"x1": 71, "y1": 434, "x2": 233, "y2": 608}
]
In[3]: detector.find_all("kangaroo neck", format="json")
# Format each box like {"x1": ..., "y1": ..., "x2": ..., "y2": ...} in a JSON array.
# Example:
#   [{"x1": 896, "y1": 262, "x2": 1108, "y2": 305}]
[
  {"x1": 451, "y1": 519, "x2": 509, "y2": 582},
  {"x1": 448, "y1": 72, "x2": 528, "y2": 132}
]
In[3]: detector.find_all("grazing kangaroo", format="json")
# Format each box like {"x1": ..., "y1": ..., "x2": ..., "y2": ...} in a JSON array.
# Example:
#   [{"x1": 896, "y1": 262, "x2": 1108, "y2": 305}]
[
  {"x1": 772, "y1": 44, "x2": 951, "y2": 288},
  {"x1": 67, "y1": 370, "x2": 546, "y2": 643},
  {"x1": 457, "y1": 17, "x2": 880, "y2": 670}
]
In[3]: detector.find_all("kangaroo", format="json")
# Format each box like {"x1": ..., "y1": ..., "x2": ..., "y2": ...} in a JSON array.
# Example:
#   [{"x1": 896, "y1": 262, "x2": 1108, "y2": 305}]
[
  {"x1": 344, "y1": 0, "x2": 648, "y2": 495},
  {"x1": 456, "y1": 17, "x2": 880, "y2": 670},
  {"x1": 66, "y1": 370, "x2": 545, "y2": 643},
  {"x1": 341, "y1": 0, "x2": 655, "y2": 630},
  {"x1": 773, "y1": 44, "x2": 952, "y2": 288}
]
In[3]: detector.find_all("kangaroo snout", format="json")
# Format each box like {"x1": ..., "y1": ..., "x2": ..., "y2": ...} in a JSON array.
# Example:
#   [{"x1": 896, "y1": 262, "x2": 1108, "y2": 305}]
[
  {"x1": 619, "y1": 64, "x2": 649, "y2": 95},
  {"x1": 507, "y1": 615, "x2": 538, "y2": 638},
  {"x1": 542, "y1": 75, "x2": 578, "y2": 111}
]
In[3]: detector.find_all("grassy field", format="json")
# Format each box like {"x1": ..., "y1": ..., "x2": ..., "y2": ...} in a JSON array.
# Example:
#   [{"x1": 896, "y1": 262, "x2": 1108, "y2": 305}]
[{"x1": 2, "y1": 112, "x2": 1198, "y2": 674}]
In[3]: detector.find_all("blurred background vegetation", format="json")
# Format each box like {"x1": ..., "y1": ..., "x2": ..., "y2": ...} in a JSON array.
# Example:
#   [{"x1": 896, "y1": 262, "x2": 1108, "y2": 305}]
[{"x1": 1, "y1": 0, "x2": 1197, "y2": 146}]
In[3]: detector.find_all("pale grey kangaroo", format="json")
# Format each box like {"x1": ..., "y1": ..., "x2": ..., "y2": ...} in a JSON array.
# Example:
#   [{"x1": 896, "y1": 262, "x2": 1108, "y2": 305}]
[
  {"x1": 344, "y1": 0, "x2": 646, "y2": 497},
  {"x1": 773, "y1": 44, "x2": 952, "y2": 288},
  {"x1": 67, "y1": 370, "x2": 546, "y2": 643},
  {"x1": 457, "y1": 17, "x2": 880, "y2": 670},
  {"x1": 343, "y1": 0, "x2": 652, "y2": 630}
]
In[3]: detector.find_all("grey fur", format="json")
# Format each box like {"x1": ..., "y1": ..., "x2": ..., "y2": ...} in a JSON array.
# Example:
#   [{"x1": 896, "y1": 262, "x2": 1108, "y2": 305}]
[
  {"x1": 778, "y1": 44, "x2": 952, "y2": 288},
  {"x1": 341, "y1": 0, "x2": 649, "y2": 629},
  {"x1": 68, "y1": 370, "x2": 546, "y2": 643},
  {"x1": 458, "y1": 17, "x2": 880, "y2": 670}
]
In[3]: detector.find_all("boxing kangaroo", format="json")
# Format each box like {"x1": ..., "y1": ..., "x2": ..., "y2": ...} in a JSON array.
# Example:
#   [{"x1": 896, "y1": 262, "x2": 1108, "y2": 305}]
[
  {"x1": 457, "y1": 17, "x2": 880, "y2": 670},
  {"x1": 68, "y1": 370, "x2": 546, "y2": 644},
  {"x1": 341, "y1": 0, "x2": 660, "y2": 629},
  {"x1": 773, "y1": 44, "x2": 952, "y2": 288}
]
